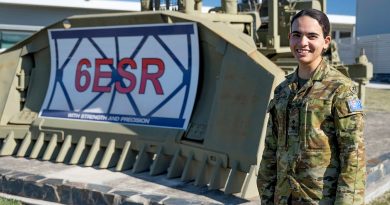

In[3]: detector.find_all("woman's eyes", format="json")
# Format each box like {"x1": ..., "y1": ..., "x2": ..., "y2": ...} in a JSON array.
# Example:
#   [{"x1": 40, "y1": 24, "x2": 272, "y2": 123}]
[
  {"x1": 291, "y1": 33, "x2": 318, "y2": 40},
  {"x1": 291, "y1": 33, "x2": 301, "y2": 38},
  {"x1": 307, "y1": 35, "x2": 318, "y2": 40}
]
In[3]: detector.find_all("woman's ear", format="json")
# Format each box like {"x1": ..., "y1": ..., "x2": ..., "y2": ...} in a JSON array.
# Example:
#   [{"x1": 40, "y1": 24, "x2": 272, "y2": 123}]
[{"x1": 324, "y1": 35, "x2": 331, "y2": 50}]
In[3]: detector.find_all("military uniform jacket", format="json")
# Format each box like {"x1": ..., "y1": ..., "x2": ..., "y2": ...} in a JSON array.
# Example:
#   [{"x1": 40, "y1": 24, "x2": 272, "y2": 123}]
[{"x1": 257, "y1": 60, "x2": 366, "y2": 205}]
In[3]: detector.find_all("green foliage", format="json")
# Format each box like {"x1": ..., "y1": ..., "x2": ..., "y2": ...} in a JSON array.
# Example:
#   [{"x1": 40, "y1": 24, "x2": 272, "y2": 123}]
[
  {"x1": 365, "y1": 87, "x2": 390, "y2": 112},
  {"x1": 0, "y1": 197, "x2": 21, "y2": 205},
  {"x1": 368, "y1": 191, "x2": 390, "y2": 205}
]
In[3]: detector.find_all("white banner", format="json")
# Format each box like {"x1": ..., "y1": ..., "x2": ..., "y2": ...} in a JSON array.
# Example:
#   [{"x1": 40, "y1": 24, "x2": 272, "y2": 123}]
[{"x1": 40, "y1": 23, "x2": 199, "y2": 129}]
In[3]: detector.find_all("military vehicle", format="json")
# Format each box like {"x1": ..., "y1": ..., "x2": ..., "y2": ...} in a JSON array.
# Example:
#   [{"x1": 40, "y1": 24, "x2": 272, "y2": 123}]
[{"x1": 0, "y1": 0, "x2": 372, "y2": 202}]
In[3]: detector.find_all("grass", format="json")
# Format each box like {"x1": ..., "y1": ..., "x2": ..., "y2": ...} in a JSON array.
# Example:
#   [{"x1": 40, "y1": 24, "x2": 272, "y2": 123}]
[
  {"x1": 368, "y1": 191, "x2": 390, "y2": 205},
  {"x1": 365, "y1": 87, "x2": 390, "y2": 112},
  {"x1": 0, "y1": 197, "x2": 21, "y2": 205},
  {"x1": 365, "y1": 86, "x2": 390, "y2": 205}
]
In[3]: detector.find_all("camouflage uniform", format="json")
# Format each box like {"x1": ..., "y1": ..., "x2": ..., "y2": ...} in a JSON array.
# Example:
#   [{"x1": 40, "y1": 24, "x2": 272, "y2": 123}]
[{"x1": 257, "y1": 60, "x2": 366, "y2": 205}]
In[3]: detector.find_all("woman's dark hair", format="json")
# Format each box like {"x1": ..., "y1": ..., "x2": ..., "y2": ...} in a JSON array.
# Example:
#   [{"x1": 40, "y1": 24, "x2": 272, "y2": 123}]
[{"x1": 290, "y1": 8, "x2": 330, "y2": 37}]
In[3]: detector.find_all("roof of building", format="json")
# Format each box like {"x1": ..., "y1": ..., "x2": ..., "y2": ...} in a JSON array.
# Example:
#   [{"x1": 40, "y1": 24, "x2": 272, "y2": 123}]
[
  {"x1": 0, "y1": 0, "x2": 214, "y2": 13},
  {"x1": 328, "y1": 14, "x2": 356, "y2": 25},
  {"x1": 0, "y1": 0, "x2": 139, "y2": 11}
]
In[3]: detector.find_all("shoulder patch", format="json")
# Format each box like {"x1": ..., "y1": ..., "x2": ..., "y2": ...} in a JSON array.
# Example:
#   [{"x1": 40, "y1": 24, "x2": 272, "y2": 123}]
[
  {"x1": 350, "y1": 85, "x2": 358, "y2": 95},
  {"x1": 347, "y1": 98, "x2": 363, "y2": 112}
]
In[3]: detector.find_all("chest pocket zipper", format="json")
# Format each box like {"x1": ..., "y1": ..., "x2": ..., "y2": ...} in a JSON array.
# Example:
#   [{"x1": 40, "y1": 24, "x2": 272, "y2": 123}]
[
  {"x1": 302, "y1": 98, "x2": 333, "y2": 151},
  {"x1": 300, "y1": 102, "x2": 309, "y2": 150}
]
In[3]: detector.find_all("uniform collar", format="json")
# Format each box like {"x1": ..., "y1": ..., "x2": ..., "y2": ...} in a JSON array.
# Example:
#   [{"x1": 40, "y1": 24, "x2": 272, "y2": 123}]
[
  {"x1": 311, "y1": 59, "x2": 330, "y2": 81},
  {"x1": 286, "y1": 59, "x2": 330, "y2": 94}
]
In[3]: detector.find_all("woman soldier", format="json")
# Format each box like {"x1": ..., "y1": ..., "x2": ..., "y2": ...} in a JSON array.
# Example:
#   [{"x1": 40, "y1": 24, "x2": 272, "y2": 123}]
[{"x1": 257, "y1": 9, "x2": 366, "y2": 205}]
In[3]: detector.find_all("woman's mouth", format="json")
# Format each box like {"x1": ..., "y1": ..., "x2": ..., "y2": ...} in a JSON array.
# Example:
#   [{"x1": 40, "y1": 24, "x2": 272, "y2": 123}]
[{"x1": 296, "y1": 49, "x2": 311, "y2": 54}]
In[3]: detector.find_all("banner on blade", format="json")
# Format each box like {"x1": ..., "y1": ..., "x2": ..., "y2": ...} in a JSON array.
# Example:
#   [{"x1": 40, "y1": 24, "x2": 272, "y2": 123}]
[{"x1": 40, "y1": 23, "x2": 199, "y2": 129}]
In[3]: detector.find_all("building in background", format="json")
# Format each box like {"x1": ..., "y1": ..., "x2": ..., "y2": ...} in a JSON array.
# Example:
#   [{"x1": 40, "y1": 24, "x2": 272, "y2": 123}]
[
  {"x1": 0, "y1": 0, "x2": 214, "y2": 52},
  {"x1": 0, "y1": 0, "x2": 140, "y2": 52},
  {"x1": 331, "y1": 14, "x2": 357, "y2": 66},
  {"x1": 329, "y1": 14, "x2": 356, "y2": 43},
  {"x1": 336, "y1": 0, "x2": 390, "y2": 82}
]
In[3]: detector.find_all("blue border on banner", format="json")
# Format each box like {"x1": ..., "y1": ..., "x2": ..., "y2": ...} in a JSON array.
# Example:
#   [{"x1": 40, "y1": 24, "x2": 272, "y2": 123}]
[
  {"x1": 50, "y1": 24, "x2": 194, "y2": 39},
  {"x1": 43, "y1": 24, "x2": 197, "y2": 129}
]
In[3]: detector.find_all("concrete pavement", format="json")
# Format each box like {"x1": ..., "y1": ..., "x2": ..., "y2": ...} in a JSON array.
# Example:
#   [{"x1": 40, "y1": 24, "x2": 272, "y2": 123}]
[{"x1": 0, "y1": 156, "x2": 258, "y2": 204}]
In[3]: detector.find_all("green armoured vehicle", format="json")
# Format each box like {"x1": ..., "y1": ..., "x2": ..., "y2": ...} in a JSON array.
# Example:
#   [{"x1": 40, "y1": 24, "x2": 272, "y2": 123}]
[{"x1": 0, "y1": 0, "x2": 372, "y2": 202}]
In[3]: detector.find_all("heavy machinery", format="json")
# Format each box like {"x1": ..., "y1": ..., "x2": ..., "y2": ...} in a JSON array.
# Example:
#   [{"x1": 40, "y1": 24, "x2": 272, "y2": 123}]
[
  {"x1": 141, "y1": 0, "x2": 372, "y2": 100},
  {"x1": 0, "y1": 0, "x2": 372, "y2": 203}
]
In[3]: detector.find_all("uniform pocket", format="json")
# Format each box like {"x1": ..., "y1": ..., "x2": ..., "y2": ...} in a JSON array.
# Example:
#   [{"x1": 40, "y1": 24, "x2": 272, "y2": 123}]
[
  {"x1": 301, "y1": 99, "x2": 333, "y2": 151},
  {"x1": 275, "y1": 100, "x2": 288, "y2": 148}
]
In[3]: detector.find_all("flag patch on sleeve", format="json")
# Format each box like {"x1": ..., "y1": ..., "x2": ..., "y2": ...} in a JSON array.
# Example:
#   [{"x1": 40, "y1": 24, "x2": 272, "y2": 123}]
[{"x1": 347, "y1": 98, "x2": 363, "y2": 112}]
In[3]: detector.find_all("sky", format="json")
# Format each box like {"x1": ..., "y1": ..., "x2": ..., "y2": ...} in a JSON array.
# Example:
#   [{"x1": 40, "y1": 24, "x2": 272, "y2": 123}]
[{"x1": 326, "y1": 0, "x2": 356, "y2": 15}]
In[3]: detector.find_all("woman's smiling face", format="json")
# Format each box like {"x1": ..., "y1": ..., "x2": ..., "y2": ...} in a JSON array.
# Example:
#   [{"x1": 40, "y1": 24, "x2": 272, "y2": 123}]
[{"x1": 289, "y1": 15, "x2": 331, "y2": 69}]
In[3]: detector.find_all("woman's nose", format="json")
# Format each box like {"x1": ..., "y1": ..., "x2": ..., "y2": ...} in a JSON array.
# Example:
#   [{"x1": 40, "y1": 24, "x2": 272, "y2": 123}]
[{"x1": 298, "y1": 35, "x2": 309, "y2": 45}]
